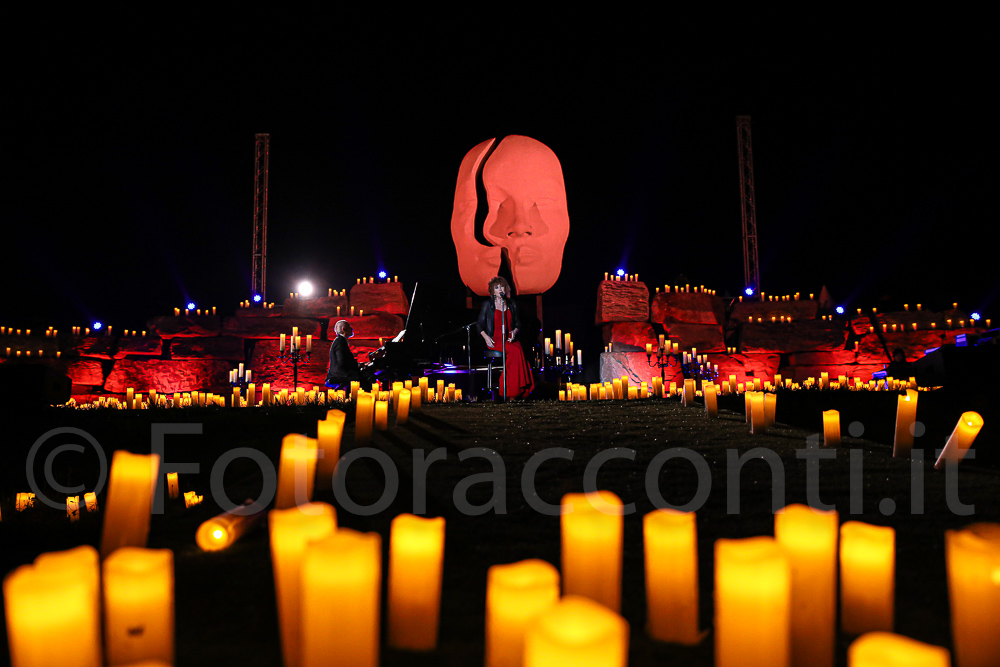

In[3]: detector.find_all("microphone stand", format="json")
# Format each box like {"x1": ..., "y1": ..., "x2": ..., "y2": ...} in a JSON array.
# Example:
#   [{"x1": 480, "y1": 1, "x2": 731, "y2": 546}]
[
  {"x1": 461, "y1": 322, "x2": 475, "y2": 399},
  {"x1": 500, "y1": 297, "x2": 508, "y2": 402}
]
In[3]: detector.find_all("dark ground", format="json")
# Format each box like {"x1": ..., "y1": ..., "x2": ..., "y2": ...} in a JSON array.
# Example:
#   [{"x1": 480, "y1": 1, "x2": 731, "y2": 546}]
[{"x1": 1, "y1": 391, "x2": 998, "y2": 666}]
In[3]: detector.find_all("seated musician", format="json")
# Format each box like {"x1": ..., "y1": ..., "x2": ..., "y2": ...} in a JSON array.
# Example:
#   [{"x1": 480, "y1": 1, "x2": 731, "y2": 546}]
[{"x1": 325, "y1": 320, "x2": 375, "y2": 390}]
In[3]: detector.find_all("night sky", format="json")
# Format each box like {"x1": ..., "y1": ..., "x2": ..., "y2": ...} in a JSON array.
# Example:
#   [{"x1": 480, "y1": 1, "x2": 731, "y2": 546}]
[{"x1": 6, "y1": 32, "x2": 994, "y2": 351}]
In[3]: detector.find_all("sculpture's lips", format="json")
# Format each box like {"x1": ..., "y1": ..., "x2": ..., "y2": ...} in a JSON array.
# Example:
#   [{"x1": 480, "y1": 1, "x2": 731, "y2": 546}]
[{"x1": 512, "y1": 246, "x2": 541, "y2": 265}]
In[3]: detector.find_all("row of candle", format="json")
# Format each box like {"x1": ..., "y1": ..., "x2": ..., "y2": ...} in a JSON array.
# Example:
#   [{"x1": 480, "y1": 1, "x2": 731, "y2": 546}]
[
  {"x1": 229, "y1": 364, "x2": 252, "y2": 384},
  {"x1": 241, "y1": 299, "x2": 277, "y2": 308},
  {"x1": 357, "y1": 275, "x2": 399, "y2": 283},
  {"x1": 173, "y1": 306, "x2": 217, "y2": 316},
  {"x1": 654, "y1": 285, "x2": 719, "y2": 295},
  {"x1": 4, "y1": 349, "x2": 61, "y2": 358}
]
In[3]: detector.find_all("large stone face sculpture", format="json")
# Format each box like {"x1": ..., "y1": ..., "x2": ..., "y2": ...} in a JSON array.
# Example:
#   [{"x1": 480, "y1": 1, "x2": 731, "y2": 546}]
[{"x1": 451, "y1": 135, "x2": 570, "y2": 296}]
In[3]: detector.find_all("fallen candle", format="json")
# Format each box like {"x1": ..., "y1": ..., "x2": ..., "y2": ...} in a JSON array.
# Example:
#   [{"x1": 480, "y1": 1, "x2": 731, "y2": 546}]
[
  {"x1": 935, "y1": 411, "x2": 984, "y2": 469},
  {"x1": 195, "y1": 500, "x2": 266, "y2": 552}
]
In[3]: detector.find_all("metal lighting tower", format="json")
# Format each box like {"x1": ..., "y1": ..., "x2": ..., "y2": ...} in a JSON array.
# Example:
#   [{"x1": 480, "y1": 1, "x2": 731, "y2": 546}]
[
  {"x1": 736, "y1": 116, "x2": 760, "y2": 295},
  {"x1": 251, "y1": 133, "x2": 270, "y2": 301}
]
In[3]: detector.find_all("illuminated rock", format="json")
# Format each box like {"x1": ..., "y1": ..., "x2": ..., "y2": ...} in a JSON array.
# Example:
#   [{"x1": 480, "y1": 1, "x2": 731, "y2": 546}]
[
  {"x1": 599, "y1": 351, "x2": 684, "y2": 386},
  {"x1": 66, "y1": 359, "x2": 105, "y2": 386},
  {"x1": 104, "y1": 359, "x2": 231, "y2": 393},
  {"x1": 731, "y1": 299, "x2": 819, "y2": 322},
  {"x1": 712, "y1": 353, "x2": 781, "y2": 384},
  {"x1": 595, "y1": 280, "x2": 649, "y2": 324},
  {"x1": 451, "y1": 136, "x2": 570, "y2": 296},
  {"x1": 147, "y1": 315, "x2": 221, "y2": 338},
  {"x1": 67, "y1": 336, "x2": 116, "y2": 359},
  {"x1": 221, "y1": 317, "x2": 321, "y2": 340},
  {"x1": 741, "y1": 321, "x2": 847, "y2": 354},
  {"x1": 170, "y1": 337, "x2": 246, "y2": 360},
  {"x1": 602, "y1": 322, "x2": 657, "y2": 352},
  {"x1": 788, "y1": 350, "x2": 858, "y2": 366},
  {"x1": 347, "y1": 283, "x2": 409, "y2": 316},
  {"x1": 327, "y1": 313, "x2": 404, "y2": 340},
  {"x1": 651, "y1": 292, "x2": 725, "y2": 325},
  {"x1": 113, "y1": 336, "x2": 163, "y2": 359},
  {"x1": 283, "y1": 295, "x2": 351, "y2": 318},
  {"x1": 666, "y1": 324, "x2": 725, "y2": 353}
]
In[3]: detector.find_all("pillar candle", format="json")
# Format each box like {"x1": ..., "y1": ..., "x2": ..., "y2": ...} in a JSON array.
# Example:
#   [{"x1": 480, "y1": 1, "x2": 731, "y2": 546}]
[
  {"x1": 682, "y1": 378, "x2": 695, "y2": 407},
  {"x1": 750, "y1": 392, "x2": 766, "y2": 434},
  {"x1": 612, "y1": 378, "x2": 622, "y2": 400},
  {"x1": 355, "y1": 393, "x2": 374, "y2": 443},
  {"x1": 644, "y1": 509, "x2": 700, "y2": 644},
  {"x1": 944, "y1": 522, "x2": 1000, "y2": 667},
  {"x1": 387, "y1": 514, "x2": 446, "y2": 651},
  {"x1": 301, "y1": 529, "x2": 382, "y2": 667},
  {"x1": 4, "y1": 548, "x2": 103, "y2": 667},
  {"x1": 100, "y1": 451, "x2": 160, "y2": 558},
  {"x1": 841, "y1": 521, "x2": 895, "y2": 634},
  {"x1": 524, "y1": 596, "x2": 628, "y2": 667},
  {"x1": 823, "y1": 410, "x2": 840, "y2": 447},
  {"x1": 375, "y1": 399, "x2": 388, "y2": 430},
  {"x1": 775, "y1": 505, "x2": 838, "y2": 667},
  {"x1": 396, "y1": 389, "x2": 412, "y2": 425},
  {"x1": 764, "y1": 393, "x2": 777, "y2": 427},
  {"x1": 275, "y1": 434, "x2": 318, "y2": 510},
  {"x1": 704, "y1": 383, "x2": 718, "y2": 418},
  {"x1": 892, "y1": 389, "x2": 918, "y2": 458},
  {"x1": 486, "y1": 559, "x2": 559, "y2": 667},
  {"x1": 935, "y1": 411, "x2": 984, "y2": 469},
  {"x1": 848, "y1": 632, "x2": 950, "y2": 667},
  {"x1": 269, "y1": 503, "x2": 337, "y2": 667},
  {"x1": 166, "y1": 472, "x2": 179, "y2": 500},
  {"x1": 316, "y1": 409, "x2": 346, "y2": 491},
  {"x1": 714, "y1": 536, "x2": 791, "y2": 667},
  {"x1": 561, "y1": 491, "x2": 623, "y2": 612},
  {"x1": 66, "y1": 495, "x2": 80, "y2": 521},
  {"x1": 103, "y1": 547, "x2": 174, "y2": 666}
]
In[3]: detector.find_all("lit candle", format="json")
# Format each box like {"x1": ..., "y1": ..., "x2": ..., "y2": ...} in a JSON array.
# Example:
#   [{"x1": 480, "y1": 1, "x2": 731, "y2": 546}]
[
  {"x1": 306, "y1": 335, "x2": 312, "y2": 352},
  {"x1": 396, "y1": 388, "x2": 411, "y2": 425},
  {"x1": 84, "y1": 492, "x2": 98, "y2": 513},
  {"x1": 935, "y1": 411, "x2": 984, "y2": 469},
  {"x1": 375, "y1": 400, "x2": 388, "y2": 430},
  {"x1": 523, "y1": 596, "x2": 628, "y2": 667},
  {"x1": 555, "y1": 329, "x2": 562, "y2": 350},
  {"x1": 388, "y1": 514, "x2": 446, "y2": 651},
  {"x1": 4, "y1": 549, "x2": 103, "y2": 667},
  {"x1": 102, "y1": 547, "x2": 174, "y2": 666},
  {"x1": 355, "y1": 393, "x2": 374, "y2": 443},
  {"x1": 166, "y1": 471, "x2": 179, "y2": 499},
  {"x1": 561, "y1": 491, "x2": 623, "y2": 612},
  {"x1": 275, "y1": 434, "x2": 319, "y2": 510},
  {"x1": 945, "y1": 523, "x2": 1000, "y2": 667},
  {"x1": 644, "y1": 509, "x2": 700, "y2": 644},
  {"x1": 100, "y1": 451, "x2": 161, "y2": 558},
  {"x1": 196, "y1": 501, "x2": 266, "y2": 551},
  {"x1": 775, "y1": 504, "x2": 838, "y2": 667},
  {"x1": 750, "y1": 392, "x2": 766, "y2": 434},
  {"x1": 66, "y1": 495, "x2": 80, "y2": 521},
  {"x1": 269, "y1": 503, "x2": 337, "y2": 667},
  {"x1": 486, "y1": 559, "x2": 559, "y2": 667},
  {"x1": 893, "y1": 389, "x2": 918, "y2": 458},
  {"x1": 848, "y1": 632, "x2": 950, "y2": 667},
  {"x1": 704, "y1": 383, "x2": 718, "y2": 418},
  {"x1": 714, "y1": 537, "x2": 791, "y2": 667},
  {"x1": 841, "y1": 521, "x2": 895, "y2": 634},
  {"x1": 280, "y1": 333, "x2": 286, "y2": 352},
  {"x1": 301, "y1": 528, "x2": 382, "y2": 667},
  {"x1": 823, "y1": 409, "x2": 840, "y2": 447},
  {"x1": 315, "y1": 409, "x2": 345, "y2": 491},
  {"x1": 764, "y1": 393, "x2": 777, "y2": 427}
]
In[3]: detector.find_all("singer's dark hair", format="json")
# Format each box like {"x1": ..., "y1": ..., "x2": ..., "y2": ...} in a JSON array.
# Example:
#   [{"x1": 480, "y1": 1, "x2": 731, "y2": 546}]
[{"x1": 488, "y1": 276, "x2": 511, "y2": 298}]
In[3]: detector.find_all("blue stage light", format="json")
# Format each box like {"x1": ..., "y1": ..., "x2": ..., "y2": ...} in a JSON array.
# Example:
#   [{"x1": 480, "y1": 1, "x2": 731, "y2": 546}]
[
  {"x1": 971, "y1": 312, "x2": 981, "y2": 321},
  {"x1": 187, "y1": 302, "x2": 196, "y2": 310},
  {"x1": 616, "y1": 268, "x2": 625, "y2": 277},
  {"x1": 836, "y1": 306, "x2": 845, "y2": 315},
  {"x1": 378, "y1": 270, "x2": 387, "y2": 280},
  {"x1": 93, "y1": 322, "x2": 103, "y2": 330},
  {"x1": 745, "y1": 287, "x2": 754, "y2": 296},
  {"x1": 253, "y1": 294, "x2": 263, "y2": 303}
]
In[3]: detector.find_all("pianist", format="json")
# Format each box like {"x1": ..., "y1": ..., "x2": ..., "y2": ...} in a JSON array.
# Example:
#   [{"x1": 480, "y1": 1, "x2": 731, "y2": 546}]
[{"x1": 325, "y1": 319, "x2": 374, "y2": 390}]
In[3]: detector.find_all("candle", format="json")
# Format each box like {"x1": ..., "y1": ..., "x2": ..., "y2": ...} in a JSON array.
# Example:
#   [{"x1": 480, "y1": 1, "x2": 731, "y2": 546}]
[
  {"x1": 269, "y1": 503, "x2": 337, "y2": 667},
  {"x1": 196, "y1": 501, "x2": 266, "y2": 551},
  {"x1": 387, "y1": 514, "x2": 446, "y2": 651},
  {"x1": 704, "y1": 383, "x2": 718, "y2": 418},
  {"x1": 103, "y1": 547, "x2": 174, "y2": 666},
  {"x1": 841, "y1": 521, "x2": 895, "y2": 634},
  {"x1": 100, "y1": 451, "x2": 161, "y2": 558},
  {"x1": 714, "y1": 537, "x2": 791, "y2": 667},
  {"x1": 893, "y1": 389, "x2": 918, "y2": 458},
  {"x1": 848, "y1": 632, "x2": 950, "y2": 667},
  {"x1": 823, "y1": 409, "x2": 840, "y2": 447},
  {"x1": 397, "y1": 388, "x2": 412, "y2": 425},
  {"x1": 315, "y1": 409, "x2": 346, "y2": 491},
  {"x1": 306, "y1": 335, "x2": 312, "y2": 352},
  {"x1": 486, "y1": 559, "x2": 559, "y2": 667},
  {"x1": 644, "y1": 509, "x2": 700, "y2": 644},
  {"x1": 945, "y1": 522, "x2": 1000, "y2": 667},
  {"x1": 683, "y1": 378, "x2": 696, "y2": 407},
  {"x1": 275, "y1": 434, "x2": 319, "y2": 510},
  {"x1": 355, "y1": 393, "x2": 374, "y2": 443},
  {"x1": 280, "y1": 333, "x2": 286, "y2": 352},
  {"x1": 750, "y1": 392, "x2": 766, "y2": 434},
  {"x1": 375, "y1": 400, "x2": 388, "y2": 430},
  {"x1": 66, "y1": 495, "x2": 80, "y2": 521},
  {"x1": 166, "y1": 471, "x2": 179, "y2": 499},
  {"x1": 523, "y1": 596, "x2": 628, "y2": 667},
  {"x1": 4, "y1": 548, "x2": 103, "y2": 667},
  {"x1": 561, "y1": 491, "x2": 623, "y2": 612},
  {"x1": 555, "y1": 329, "x2": 562, "y2": 350},
  {"x1": 764, "y1": 393, "x2": 777, "y2": 427},
  {"x1": 775, "y1": 504, "x2": 838, "y2": 667},
  {"x1": 935, "y1": 411, "x2": 984, "y2": 469},
  {"x1": 301, "y1": 529, "x2": 382, "y2": 667}
]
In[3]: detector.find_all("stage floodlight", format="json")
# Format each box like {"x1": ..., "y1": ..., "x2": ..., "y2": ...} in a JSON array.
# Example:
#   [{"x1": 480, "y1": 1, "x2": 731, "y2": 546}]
[
  {"x1": 297, "y1": 281, "x2": 314, "y2": 297},
  {"x1": 378, "y1": 270, "x2": 387, "y2": 280},
  {"x1": 836, "y1": 306, "x2": 845, "y2": 315},
  {"x1": 187, "y1": 302, "x2": 196, "y2": 310},
  {"x1": 745, "y1": 287, "x2": 755, "y2": 296},
  {"x1": 253, "y1": 294, "x2": 263, "y2": 303},
  {"x1": 616, "y1": 268, "x2": 626, "y2": 277},
  {"x1": 971, "y1": 312, "x2": 981, "y2": 321},
  {"x1": 93, "y1": 322, "x2": 103, "y2": 330}
]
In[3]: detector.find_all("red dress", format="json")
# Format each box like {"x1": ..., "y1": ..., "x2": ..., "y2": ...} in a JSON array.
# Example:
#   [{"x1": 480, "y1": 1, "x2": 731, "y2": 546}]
[{"x1": 490, "y1": 308, "x2": 535, "y2": 399}]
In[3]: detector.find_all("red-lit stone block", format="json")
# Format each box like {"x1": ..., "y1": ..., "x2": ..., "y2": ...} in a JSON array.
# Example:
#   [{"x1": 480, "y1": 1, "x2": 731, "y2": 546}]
[
  {"x1": 348, "y1": 282, "x2": 410, "y2": 316},
  {"x1": 740, "y1": 321, "x2": 847, "y2": 354},
  {"x1": 788, "y1": 350, "x2": 858, "y2": 366},
  {"x1": 601, "y1": 322, "x2": 657, "y2": 352},
  {"x1": 650, "y1": 292, "x2": 725, "y2": 325},
  {"x1": 104, "y1": 359, "x2": 232, "y2": 393},
  {"x1": 282, "y1": 295, "x2": 350, "y2": 318},
  {"x1": 65, "y1": 336, "x2": 116, "y2": 359},
  {"x1": 113, "y1": 336, "x2": 163, "y2": 359},
  {"x1": 666, "y1": 323, "x2": 725, "y2": 353},
  {"x1": 595, "y1": 280, "x2": 649, "y2": 324},
  {"x1": 66, "y1": 359, "x2": 105, "y2": 386},
  {"x1": 147, "y1": 315, "x2": 222, "y2": 338},
  {"x1": 599, "y1": 351, "x2": 684, "y2": 386},
  {"x1": 170, "y1": 337, "x2": 246, "y2": 361},
  {"x1": 221, "y1": 317, "x2": 321, "y2": 339}
]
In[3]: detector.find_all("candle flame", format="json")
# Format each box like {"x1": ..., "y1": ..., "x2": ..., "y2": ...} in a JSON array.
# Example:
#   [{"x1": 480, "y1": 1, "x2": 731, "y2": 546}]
[
  {"x1": 213, "y1": 529, "x2": 224, "y2": 540},
  {"x1": 992, "y1": 568, "x2": 1000, "y2": 586}
]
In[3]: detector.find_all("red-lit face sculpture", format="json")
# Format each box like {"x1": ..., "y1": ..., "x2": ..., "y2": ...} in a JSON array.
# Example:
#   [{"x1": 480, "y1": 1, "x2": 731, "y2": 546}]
[{"x1": 451, "y1": 135, "x2": 570, "y2": 296}]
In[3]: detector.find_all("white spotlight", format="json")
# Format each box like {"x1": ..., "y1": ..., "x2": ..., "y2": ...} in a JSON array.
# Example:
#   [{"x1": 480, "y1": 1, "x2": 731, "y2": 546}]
[{"x1": 297, "y1": 280, "x2": 314, "y2": 297}]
